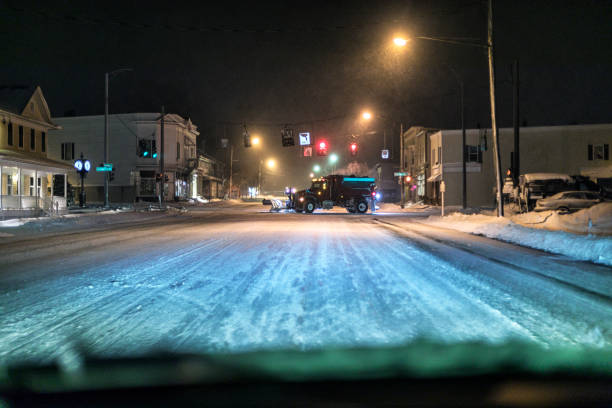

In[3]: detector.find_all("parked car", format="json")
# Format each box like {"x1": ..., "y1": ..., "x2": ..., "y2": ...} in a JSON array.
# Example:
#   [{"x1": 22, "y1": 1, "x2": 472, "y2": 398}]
[{"x1": 534, "y1": 191, "x2": 602, "y2": 212}]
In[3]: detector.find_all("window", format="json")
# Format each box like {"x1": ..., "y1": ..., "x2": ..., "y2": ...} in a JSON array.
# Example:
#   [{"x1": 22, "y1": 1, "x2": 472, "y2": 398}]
[
  {"x1": 466, "y1": 145, "x2": 483, "y2": 163},
  {"x1": 18, "y1": 126, "x2": 23, "y2": 148},
  {"x1": 30, "y1": 177, "x2": 35, "y2": 196},
  {"x1": 61, "y1": 142, "x2": 75, "y2": 160},
  {"x1": 437, "y1": 147, "x2": 441, "y2": 164},
  {"x1": 588, "y1": 144, "x2": 609, "y2": 161},
  {"x1": 30, "y1": 129, "x2": 36, "y2": 150},
  {"x1": 177, "y1": 142, "x2": 180, "y2": 159},
  {"x1": 7, "y1": 123, "x2": 13, "y2": 145},
  {"x1": 6, "y1": 175, "x2": 13, "y2": 195},
  {"x1": 432, "y1": 148, "x2": 435, "y2": 164},
  {"x1": 41, "y1": 132, "x2": 46, "y2": 152}
]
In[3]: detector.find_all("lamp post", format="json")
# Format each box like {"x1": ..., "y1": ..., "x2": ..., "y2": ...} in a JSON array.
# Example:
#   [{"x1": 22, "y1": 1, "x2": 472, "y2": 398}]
[
  {"x1": 104, "y1": 68, "x2": 132, "y2": 208},
  {"x1": 392, "y1": 0, "x2": 504, "y2": 216},
  {"x1": 446, "y1": 66, "x2": 466, "y2": 209}
]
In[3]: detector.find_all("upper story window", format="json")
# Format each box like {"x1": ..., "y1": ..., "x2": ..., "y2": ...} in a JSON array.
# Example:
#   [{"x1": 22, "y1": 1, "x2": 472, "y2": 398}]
[
  {"x1": 61, "y1": 142, "x2": 75, "y2": 160},
  {"x1": 588, "y1": 144, "x2": 609, "y2": 161},
  {"x1": 176, "y1": 142, "x2": 180, "y2": 160},
  {"x1": 18, "y1": 126, "x2": 23, "y2": 148},
  {"x1": 41, "y1": 132, "x2": 46, "y2": 152},
  {"x1": 466, "y1": 145, "x2": 483, "y2": 163},
  {"x1": 30, "y1": 129, "x2": 36, "y2": 151},
  {"x1": 7, "y1": 122, "x2": 13, "y2": 145}
]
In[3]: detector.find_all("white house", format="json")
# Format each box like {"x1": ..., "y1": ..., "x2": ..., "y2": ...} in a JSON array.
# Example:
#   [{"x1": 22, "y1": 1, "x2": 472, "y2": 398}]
[
  {"x1": 403, "y1": 124, "x2": 612, "y2": 207},
  {"x1": 49, "y1": 113, "x2": 200, "y2": 203},
  {"x1": 0, "y1": 86, "x2": 70, "y2": 218}
]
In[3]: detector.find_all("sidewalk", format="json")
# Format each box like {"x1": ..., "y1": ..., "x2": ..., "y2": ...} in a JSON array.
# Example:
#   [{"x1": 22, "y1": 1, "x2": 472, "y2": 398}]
[
  {"x1": 0, "y1": 205, "x2": 185, "y2": 241},
  {"x1": 417, "y1": 202, "x2": 612, "y2": 266}
]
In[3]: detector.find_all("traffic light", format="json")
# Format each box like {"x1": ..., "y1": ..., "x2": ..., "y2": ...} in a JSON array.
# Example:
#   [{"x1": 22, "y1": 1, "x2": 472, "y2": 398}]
[
  {"x1": 152, "y1": 140, "x2": 158, "y2": 159},
  {"x1": 281, "y1": 126, "x2": 295, "y2": 147},
  {"x1": 317, "y1": 140, "x2": 328, "y2": 156},
  {"x1": 109, "y1": 170, "x2": 115, "y2": 182},
  {"x1": 138, "y1": 139, "x2": 149, "y2": 157},
  {"x1": 349, "y1": 142, "x2": 358, "y2": 156},
  {"x1": 243, "y1": 124, "x2": 251, "y2": 147}
]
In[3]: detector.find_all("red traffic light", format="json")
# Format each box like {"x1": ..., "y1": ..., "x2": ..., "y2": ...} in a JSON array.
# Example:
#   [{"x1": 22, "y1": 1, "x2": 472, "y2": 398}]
[
  {"x1": 349, "y1": 142, "x2": 358, "y2": 156},
  {"x1": 317, "y1": 140, "x2": 329, "y2": 156}
]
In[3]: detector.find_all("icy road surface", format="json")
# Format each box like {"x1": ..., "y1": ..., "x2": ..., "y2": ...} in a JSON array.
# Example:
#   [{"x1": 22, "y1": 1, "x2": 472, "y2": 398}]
[{"x1": 1, "y1": 205, "x2": 611, "y2": 365}]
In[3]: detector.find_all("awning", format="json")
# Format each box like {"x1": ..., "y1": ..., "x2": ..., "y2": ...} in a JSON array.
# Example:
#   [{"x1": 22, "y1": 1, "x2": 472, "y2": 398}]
[
  {"x1": 427, "y1": 173, "x2": 441, "y2": 182},
  {"x1": 0, "y1": 149, "x2": 72, "y2": 172}
]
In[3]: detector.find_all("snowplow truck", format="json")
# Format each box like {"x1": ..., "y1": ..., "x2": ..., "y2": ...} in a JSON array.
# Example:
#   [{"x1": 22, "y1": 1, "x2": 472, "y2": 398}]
[{"x1": 289, "y1": 175, "x2": 377, "y2": 213}]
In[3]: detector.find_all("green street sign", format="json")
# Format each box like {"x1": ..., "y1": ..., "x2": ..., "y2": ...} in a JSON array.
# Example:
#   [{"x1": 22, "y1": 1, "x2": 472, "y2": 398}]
[
  {"x1": 96, "y1": 163, "x2": 113, "y2": 172},
  {"x1": 394, "y1": 172, "x2": 406, "y2": 177}
]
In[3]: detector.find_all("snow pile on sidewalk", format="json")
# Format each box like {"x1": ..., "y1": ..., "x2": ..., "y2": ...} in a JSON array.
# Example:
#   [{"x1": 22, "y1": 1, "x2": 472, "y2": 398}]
[{"x1": 424, "y1": 204, "x2": 612, "y2": 266}]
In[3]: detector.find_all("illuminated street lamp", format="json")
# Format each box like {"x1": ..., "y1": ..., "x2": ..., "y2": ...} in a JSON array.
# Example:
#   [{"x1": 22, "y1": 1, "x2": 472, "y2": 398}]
[
  {"x1": 393, "y1": 37, "x2": 408, "y2": 47},
  {"x1": 309, "y1": 172, "x2": 314, "y2": 178},
  {"x1": 266, "y1": 158, "x2": 276, "y2": 169},
  {"x1": 390, "y1": 0, "x2": 504, "y2": 217},
  {"x1": 361, "y1": 111, "x2": 372, "y2": 120},
  {"x1": 313, "y1": 164, "x2": 321, "y2": 172},
  {"x1": 252, "y1": 136, "x2": 261, "y2": 146},
  {"x1": 329, "y1": 153, "x2": 338, "y2": 164}
]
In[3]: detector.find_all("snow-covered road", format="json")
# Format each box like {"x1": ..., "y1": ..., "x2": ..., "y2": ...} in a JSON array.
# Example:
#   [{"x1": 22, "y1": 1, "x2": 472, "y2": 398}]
[{"x1": 1, "y1": 206, "x2": 611, "y2": 366}]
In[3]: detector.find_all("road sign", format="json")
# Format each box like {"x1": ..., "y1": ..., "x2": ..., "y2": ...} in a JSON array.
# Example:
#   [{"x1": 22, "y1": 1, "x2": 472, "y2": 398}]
[
  {"x1": 394, "y1": 172, "x2": 406, "y2": 177},
  {"x1": 96, "y1": 163, "x2": 113, "y2": 172},
  {"x1": 303, "y1": 146, "x2": 312, "y2": 157},
  {"x1": 381, "y1": 149, "x2": 389, "y2": 159},
  {"x1": 299, "y1": 132, "x2": 311, "y2": 146}
]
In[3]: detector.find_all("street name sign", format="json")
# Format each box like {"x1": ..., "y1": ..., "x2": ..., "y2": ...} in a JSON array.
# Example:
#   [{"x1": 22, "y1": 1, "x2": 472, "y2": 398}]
[{"x1": 394, "y1": 172, "x2": 406, "y2": 177}]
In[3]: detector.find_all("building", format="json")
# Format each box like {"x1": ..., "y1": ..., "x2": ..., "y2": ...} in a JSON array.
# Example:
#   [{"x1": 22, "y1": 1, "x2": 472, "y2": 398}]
[
  {"x1": 0, "y1": 86, "x2": 70, "y2": 217},
  {"x1": 402, "y1": 126, "x2": 438, "y2": 203},
  {"x1": 49, "y1": 113, "x2": 200, "y2": 203},
  {"x1": 402, "y1": 124, "x2": 612, "y2": 208},
  {"x1": 194, "y1": 154, "x2": 225, "y2": 200}
]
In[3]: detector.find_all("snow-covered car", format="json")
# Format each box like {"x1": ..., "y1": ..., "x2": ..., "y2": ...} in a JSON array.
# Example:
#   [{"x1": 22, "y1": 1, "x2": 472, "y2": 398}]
[{"x1": 534, "y1": 191, "x2": 602, "y2": 212}]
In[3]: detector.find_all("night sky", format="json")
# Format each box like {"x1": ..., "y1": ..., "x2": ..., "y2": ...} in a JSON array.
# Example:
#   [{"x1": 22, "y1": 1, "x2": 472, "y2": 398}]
[{"x1": 3, "y1": 0, "x2": 611, "y2": 188}]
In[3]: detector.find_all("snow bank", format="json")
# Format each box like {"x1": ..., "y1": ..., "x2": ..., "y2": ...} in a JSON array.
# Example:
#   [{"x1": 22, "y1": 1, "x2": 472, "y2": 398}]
[{"x1": 424, "y1": 207, "x2": 612, "y2": 266}]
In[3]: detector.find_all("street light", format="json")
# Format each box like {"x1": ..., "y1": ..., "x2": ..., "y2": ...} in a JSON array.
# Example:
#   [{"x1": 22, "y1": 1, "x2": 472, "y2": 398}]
[
  {"x1": 361, "y1": 111, "x2": 372, "y2": 120},
  {"x1": 252, "y1": 136, "x2": 261, "y2": 146},
  {"x1": 266, "y1": 158, "x2": 276, "y2": 169},
  {"x1": 329, "y1": 153, "x2": 338, "y2": 164},
  {"x1": 104, "y1": 67, "x2": 133, "y2": 209},
  {"x1": 313, "y1": 164, "x2": 321, "y2": 172},
  {"x1": 393, "y1": 37, "x2": 408, "y2": 47},
  {"x1": 390, "y1": 0, "x2": 504, "y2": 217}
]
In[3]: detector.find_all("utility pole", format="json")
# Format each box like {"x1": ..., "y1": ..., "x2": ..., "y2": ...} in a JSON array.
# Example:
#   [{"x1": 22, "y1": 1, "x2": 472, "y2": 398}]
[
  {"x1": 229, "y1": 144, "x2": 234, "y2": 199},
  {"x1": 487, "y1": 0, "x2": 504, "y2": 217},
  {"x1": 104, "y1": 72, "x2": 109, "y2": 208},
  {"x1": 400, "y1": 123, "x2": 405, "y2": 208},
  {"x1": 459, "y1": 79, "x2": 466, "y2": 209},
  {"x1": 103, "y1": 68, "x2": 132, "y2": 208},
  {"x1": 513, "y1": 59, "x2": 520, "y2": 186},
  {"x1": 448, "y1": 66, "x2": 466, "y2": 209},
  {"x1": 159, "y1": 105, "x2": 165, "y2": 207}
]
